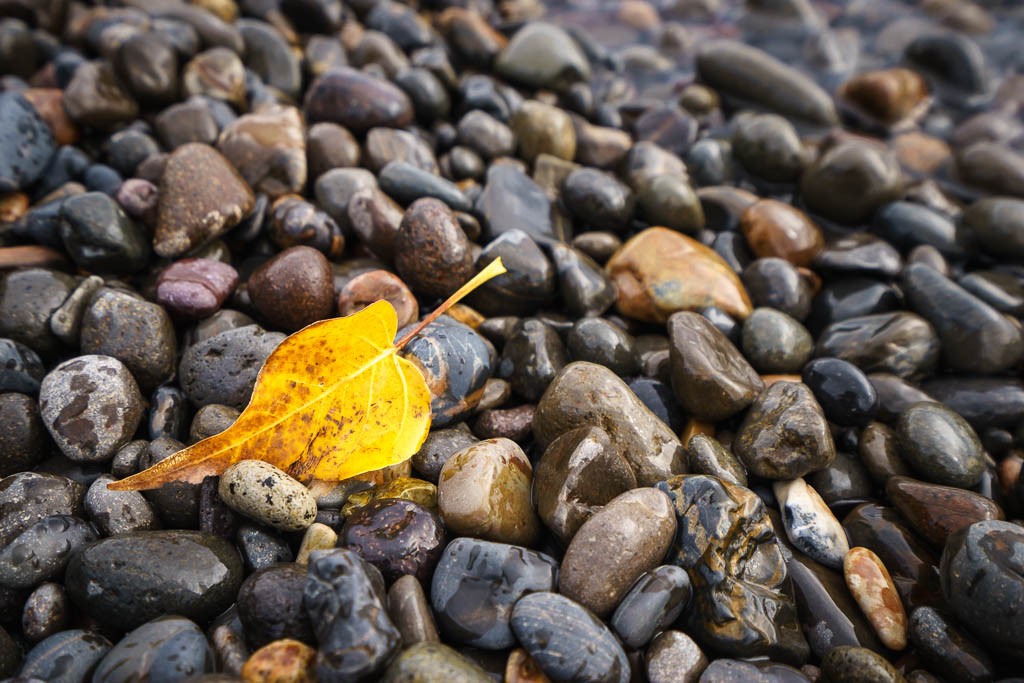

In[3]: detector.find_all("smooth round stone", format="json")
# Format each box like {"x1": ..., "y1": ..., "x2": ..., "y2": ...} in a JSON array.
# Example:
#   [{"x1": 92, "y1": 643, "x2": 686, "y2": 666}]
[
  {"x1": 742, "y1": 258, "x2": 813, "y2": 322},
  {"x1": 93, "y1": 615, "x2": 213, "y2": 682},
  {"x1": 610, "y1": 565, "x2": 691, "y2": 649},
  {"x1": 686, "y1": 434, "x2": 747, "y2": 486},
  {"x1": 217, "y1": 105, "x2": 306, "y2": 198},
  {"x1": 304, "y1": 67, "x2": 412, "y2": 133},
  {"x1": 59, "y1": 191, "x2": 149, "y2": 274},
  {"x1": 907, "y1": 606, "x2": 993, "y2": 683},
  {"x1": 236, "y1": 524, "x2": 293, "y2": 572},
  {"x1": 347, "y1": 187, "x2": 404, "y2": 260},
  {"x1": 548, "y1": 242, "x2": 616, "y2": 318},
  {"x1": 820, "y1": 647, "x2": 906, "y2": 683},
  {"x1": 85, "y1": 474, "x2": 159, "y2": 536},
  {"x1": 381, "y1": 642, "x2": 491, "y2": 683},
  {"x1": 412, "y1": 427, "x2": 477, "y2": 483},
  {"x1": 695, "y1": 40, "x2": 837, "y2": 126},
  {"x1": 0, "y1": 472, "x2": 84, "y2": 547},
  {"x1": 497, "y1": 319, "x2": 567, "y2": 402},
  {"x1": 698, "y1": 659, "x2": 810, "y2": 683},
  {"x1": 80, "y1": 289, "x2": 177, "y2": 391},
  {"x1": 815, "y1": 233, "x2": 903, "y2": 279},
  {"x1": 815, "y1": 312, "x2": 940, "y2": 380},
  {"x1": 560, "y1": 487, "x2": 676, "y2": 618},
  {"x1": 65, "y1": 530, "x2": 243, "y2": 630},
  {"x1": 844, "y1": 547, "x2": 907, "y2": 651},
  {"x1": 148, "y1": 386, "x2": 188, "y2": 442},
  {"x1": 533, "y1": 426, "x2": 637, "y2": 546},
  {"x1": 635, "y1": 173, "x2": 705, "y2": 235},
  {"x1": 839, "y1": 68, "x2": 929, "y2": 125},
  {"x1": 456, "y1": 110, "x2": 514, "y2": 160},
  {"x1": 179, "y1": 324, "x2": 285, "y2": 409},
  {"x1": 495, "y1": 22, "x2": 589, "y2": 91},
  {"x1": 156, "y1": 258, "x2": 238, "y2": 319},
  {"x1": 182, "y1": 47, "x2": 245, "y2": 106},
  {"x1": 219, "y1": 460, "x2": 317, "y2": 532},
  {"x1": 476, "y1": 163, "x2": 557, "y2": 242},
  {"x1": 958, "y1": 271, "x2": 1024, "y2": 316},
  {"x1": 0, "y1": 514, "x2": 96, "y2": 589},
  {"x1": 732, "y1": 113, "x2": 806, "y2": 182},
  {"x1": 805, "y1": 451, "x2": 873, "y2": 510},
  {"x1": 800, "y1": 140, "x2": 904, "y2": 226},
  {"x1": 307, "y1": 122, "x2": 360, "y2": 180},
  {"x1": 940, "y1": 520, "x2": 1024, "y2": 658},
  {"x1": 742, "y1": 308, "x2": 814, "y2": 374},
  {"x1": 566, "y1": 317, "x2": 639, "y2": 376},
  {"x1": 395, "y1": 67, "x2": 451, "y2": 125},
  {"x1": 735, "y1": 381, "x2": 836, "y2": 480},
  {"x1": 859, "y1": 422, "x2": 911, "y2": 484},
  {"x1": 394, "y1": 198, "x2": 475, "y2": 300},
  {"x1": 469, "y1": 230, "x2": 555, "y2": 316},
  {"x1": 627, "y1": 378, "x2": 684, "y2": 433},
  {"x1": 238, "y1": 19, "x2": 301, "y2": 98},
  {"x1": 898, "y1": 402, "x2": 984, "y2": 488},
  {"x1": 437, "y1": 438, "x2": 539, "y2": 546},
  {"x1": 21, "y1": 582, "x2": 68, "y2": 643},
  {"x1": 886, "y1": 476, "x2": 1003, "y2": 547},
  {"x1": 901, "y1": 262, "x2": 1024, "y2": 375},
  {"x1": 338, "y1": 269, "x2": 418, "y2": 328},
  {"x1": 606, "y1": 227, "x2": 753, "y2": 323},
  {"x1": 304, "y1": 548, "x2": 401, "y2": 681},
  {"x1": 39, "y1": 355, "x2": 144, "y2": 464},
  {"x1": 645, "y1": 631, "x2": 707, "y2": 683},
  {"x1": 801, "y1": 357, "x2": 878, "y2": 427},
  {"x1": 0, "y1": 393, "x2": 46, "y2": 476},
  {"x1": 236, "y1": 563, "x2": 314, "y2": 649},
  {"x1": 512, "y1": 100, "x2": 575, "y2": 162},
  {"x1": 0, "y1": 268, "x2": 76, "y2": 357},
  {"x1": 741, "y1": 200, "x2": 823, "y2": 268},
  {"x1": 314, "y1": 167, "x2": 377, "y2": 231},
  {"x1": 963, "y1": 197, "x2": 1024, "y2": 260},
  {"x1": 0, "y1": 338, "x2": 44, "y2": 395},
  {"x1": 921, "y1": 377, "x2": 1024, "y2": 432},
  {"x1": 872, "y1": 202, "x2": 963, "y2": 256},
  {"x1": 658, "y1": 475, "x2": 807, "y2": 664},
  {"x1": 510, "y1": 592, "x2": 629, "y2": 683},
  {"x1": 430, "y1": 538, "x2": 558, "y2": 650},
  {"x1": 0, "y1": 92, "x2": 56, "y2": 191},
  {"x1": 366, "y1": 127, "x2": 438, "y2": 174},
  {"x1": 955, "y1": 141, "x2": 1024, "y2": 197},
  {"x1": 773, "y1": 478, "x2": 850, "y2": 569},
  {"x1": 154, "y1": 143, "x2": 254, "y2": 258},
  {"x1": 533, "y1": 362, "x2": 686, "y2": 487},
  {"x1": 379, "y1": 160, "x2": 472, "y2": 213},
  {"x1": 153, "y1": 98, "x2": 219, "y2": 149},
  {"x1": 562, "y1": 168, "x2": 635, "y2": 233},
  {"x1": 18, "y1": 629, "x2": 112, "y2": 683},
  {"x1": 341, "y1": 499, "x2": 445, "y2": 584},
  {"x1": 387, "y1": 574, "x2": 439, "y2": 646},
  {"x1": 62, "y1": 61, "x2": 139, "y2": 129},
  {"x1": 905, "y1": 33, "x2": 988, "y2": 94},
  {"x1": 668, "y1": 311, "x2": 763, "y2": 422},
  {"x1": 248, "y1": 246, "x2": 335, "y2": 332}
]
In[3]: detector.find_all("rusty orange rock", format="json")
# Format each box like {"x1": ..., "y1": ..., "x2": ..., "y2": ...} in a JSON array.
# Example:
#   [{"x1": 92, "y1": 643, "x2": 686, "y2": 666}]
[
  {"x1": 741, "y1": 199, "x2": 824, "y2": 267},
  {"x1": 844, "y1": 546, "x2": 908, "y2": 651},
  {"x1": 241, "y1": 639, "x2": 317, "y2": 683},
  {"x1": 22, "y1": 88, "x2": 79, "y2": 145},
  {"x1": 840, "y1": 68, "x2": 929, "y2": 124},
  {"x1": 606, "y1": 227, "x2": 752, "y2": 323}
]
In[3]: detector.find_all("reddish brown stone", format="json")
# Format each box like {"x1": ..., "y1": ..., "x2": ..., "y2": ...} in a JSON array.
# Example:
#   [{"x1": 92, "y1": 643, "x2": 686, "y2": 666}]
[
  {"x1": 741, "y1": 199, "x2": 824, "y2": 267},
  {"x1": 337, "y1": 270, "x2": 418, "y2": 328},
  {"x1": 840, "y1": 68, "x2": 929, "y2": 124},
  {"x1": 248, "y1": 246, "x2": 335, "y2": 332},
  {"x1": 22, "y1": 88, "x2": 78, "y2": 145},
  {"x1": 885, "y1": 475, "x2": 1004, "y2": 547}
]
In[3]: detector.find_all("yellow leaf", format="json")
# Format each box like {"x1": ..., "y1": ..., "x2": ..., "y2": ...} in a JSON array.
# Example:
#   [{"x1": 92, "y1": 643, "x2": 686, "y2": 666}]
[{"x1": 108, "y1": 258, "x2": 508, "y2": 490}]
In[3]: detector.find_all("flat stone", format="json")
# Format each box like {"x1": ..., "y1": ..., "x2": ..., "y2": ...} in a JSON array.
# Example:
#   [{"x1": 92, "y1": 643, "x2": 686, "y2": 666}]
[{"x1": 844, "y1": 546, "x2": 908, "y2": 651}]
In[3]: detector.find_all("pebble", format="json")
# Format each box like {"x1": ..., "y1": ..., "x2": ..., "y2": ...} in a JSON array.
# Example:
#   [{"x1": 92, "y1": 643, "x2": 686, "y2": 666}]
[
  {"x1": 774, "y1": 477, "x2": 850, "y2": 569},
  {"x1": 57, "y1": 191, "x2": 149, "y2": 274},
  {"x1": 156, "y1": 258, "x2": 239, "y2": 319},
  {"x1": 512, "y1": 101, "x2": 575, "y2": 162},
  {"x1": 741, "y1": 200, "x2": 824, "y2": 267},
  {"x1": 497, "y1": 318, "x2": 567, "y2": 401},
  {"x1": 65, "y1": 530, "x2": 243, "y2": 630},
  {"x1": 341, "y1": 498, "x2": 445, "y2": 583},
  {"x1": 801, "y1": 357, "x2": 878, "y2": 427},
  {"x1": 815, "y1": 312, "x2": 940, "y2": 380},
  {"x1": 39, "y1": 355, "x2": 144, "y2": 464},
  {"x1": 85, "y1": 474, "x2": 160, "y2": 536},
  {"x1": 843, "y1": 547, "x2": 907, "y2": 650},
  {"x1": 179, "y1": 324, "x2": 285, "y2": 409},
  {"x1": 0, "y1": 340, "x2": 42, "y2": 394},
  {"x1": 430, "y1": 537, "x2": 558, "y2": 649},
  {"x1": 470, "y1": 230, "x2": 555, "y2": 316},
  {"x1": 79, "y1": 288, "x2": 178, "y2": 391},
  {"x1": 217, "y1": 105, "x2": 306, "y2": 198},
  {"x1": 92, "y1": 616, "x2": 214, "y2": 682},
  {"x1": 0, "y1": 514, "x2": 97, "y2": 589},
  {"x1": 437, "y1": 437, "x2": 539, "y2": 546},
  {"x1": 636, "y1": 174, "x2": 705, "y2": 235},
  {"x1": 304, "y1": 548, "x2": 401, "y2": 681},
  {"x1": 734, "y1": 381, "x2": 836, "y2": 480},
  {"x1": 0, "y1": 472, "x2": 84, "y2": 547},
  {"x1": 732, "y1": 113, "x2": 807, "y2": 183},
  {"x1": 62, "y1": 61, "x2": 139, "y2": 129},
  {"x1": 533, "y1": 362, "x2": 686, "y2": 486},
  {"x1": 495, "y1": 23, "x2": 590, "y2": 91},
  {"x1": 897, "y1": 402, "x2": 985, "y2": 488},
  {"x1": 154, "y1": 143, "x2": 255, "y2": 258},
  {"x1": 304, "y1": 67, "x2": 413, "y2": 134},
  {"x1": 872, "y1": 201, "x2": 962, "y2": 257},
  {"x1": 820, "y1": 646, "x2": 907, "y2": 683},
  {"x1": 686, "y1": 434, "x2": 747, "y2": 486},
  {"x1": 395, "y1": 198, "x2": 476, "y2": 300},
  {"x1": 237, "y1": 563, "x2": 315, "y2": 648},
  {"x1": 295, "y1": 522, "x2": 337, "y2": 566},
  {"x1": 381, "y1": 642, "x2": 491, "y2": 683},
  {"x1": 510, "y1": 592, "x2": 629, "y2": 683},
  {"x1": 219, "y1": 460, "x2": 317, "y2": 532},
  {"x1": 477, "y1": 163, "x2": 557, "y2": 242},
  {"x1": 0, "y1": 393, "x2": 45, "y2": 476},
  {"x1": 21, "y1": 582, "x2": 68, "y2": 643},
  {"x1": 962, "y1": 196, "x2": 1024, "y2": 261},
  {"x1": 0, "y1": 93, "x2": 56, "y2": 191},
  {"x1": 379, "y1": 161, "x2": 472, "y2": 213},
  {"x1": 610, "y1": 565, "x2": 691, "y2": 649},
  {"x1": 645, "y1": 631, "x2": 707, "y2": 683},
  {"x1": 241, "y1": 639, "x2": 317, "y2": 683},
  {"x1": 0, "y1": 268, "x2": 76, "y2": 357},
  {"x1": 267, "y1": 194, "x2": 341, "y2": 257},
  {"x1": 800, "y1": 140, "x2": 904, "y2": 226},
  {"x1": 17, "y1": 629, "x2": 112, "y2": 683},
  {"x1": 338, "y1": 269, "x2": 418, "y2": 328},
  {"x1": 562, "y1": 168, "x2": 635, "y2": 233},
  {"x1": 839, "y1": 68, "x2": 929, "y2": 125},
  {"x1": 388, "y1": 574, "x2": 440, "y2": 646},
  {"x1": 741, "y1": 308, "x2": 814, "y2": 374},
  {"x1": 907, "y1": 606, "x2": 993, "y2": 683},
  {"x1": 698, "y1": 659, "x2": 810, "y2": 683},
  {"x1": 815, "y1": 233, "x2": 903, "y2": 279},
  {"x1": 237, "y1": 524, "x2": 293, "y2": 572},
  {"x1": 886, "y1": 476, "x2": 1002, "y2": 547},
  {"x1": 248, "y1": 246, "x2": 335, "y2": 332}
]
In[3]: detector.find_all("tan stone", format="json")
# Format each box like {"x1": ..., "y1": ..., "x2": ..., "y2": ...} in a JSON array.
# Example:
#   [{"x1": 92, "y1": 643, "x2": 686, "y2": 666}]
[
  {"x1": 242, "y1": 639, "x2": 316, "y2": 683},
  {"x1": 844, "y1": 546, "x2": 908, "y2": 651}
]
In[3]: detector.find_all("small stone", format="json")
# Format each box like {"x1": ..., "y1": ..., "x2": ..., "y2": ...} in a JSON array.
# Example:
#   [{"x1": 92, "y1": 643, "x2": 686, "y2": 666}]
[
  {"x1": 155, "y1": 143, "x2": 255, "y2": 258},
  {"x1": 844, "y1": 546, "x2": 908, "y2": 651},
  {"x1": 897, "y1": 402, "x2": 985, "y2": 488},
  {"x1": 0, "y1": 515, "x2": 97, "y2": 589},
  {"x1": 774, "y1": 477, "x2": 850, "y2": 569},
  {"x1": 685, "y1": 434, "x2": 747, "y2": 486},
  {"x1": 93, "y1": 616, "x2": 214, "y2": 682},
  {"x1": 801, "y1": 357, "x2": 878, "y2": 427},
  {"x1": 731, "y1": 113, "x2": 807, "y2": 182},
  {"x1": 21, "y1": 582, "x2": 68, "y2": 644},
  {"x1": 341, "y1": 498, "x2": 445, "y2": 583},
  {"x1": 62, "y1": 61, "x2": 139, "y2": 129},
  {"x1": 437, "y1": 437, "x2": 539, "y2": 546},
  {"x1": 0, "y1": 93, "x2": 56, "y2": 192},
  {"x1": 365, "y1": 127, "x2": 438, "y2": 173},
  {"x1": 157, "y1": 258, "x2": 239, "y2": 319},
  {"x1": 800, "y1": 140, "x2": 904, "y2": 226},
  {"x1": 307, "y1": 122, "x2": 360, "y2": 181},
  {"x1": 248, "y1": 246, "x2": 335, "y2": 332},
  {"x1": 295, "y1": 522, "x2": 337, "y2": 566},
  {"x1": 39, "y1": 355, "x2": 144, "y2": 463},
  {"x1": 0, "y1": 472, "x2": 84, "y2": 547},
  {"x1": 412, "y1": 427, "x2": 480, "y2": 483},
  {"x1": 183, "y1": 47, "x2": 246, "y2": 107},
  {"x1": 381, "y1": 642, "x2": 491, "y2": 683},
  {"x1": 304, "y1": 67, "x2": 413, "y2": 134},
  {"x1": 635, "y1": 174, "x2": 705, "y2": 236},
  {"x1": 457, "y1": 110, "x2": 514, "y2": 160},
  {"x1": 815, "y1": 312, "x2": 940, "y2": 380},
  {"x1": 498, "y1": 319, "x2": 568, "y2": 401},
  {"x1": 341, "y1": 477, "x2": 437, "y2": 518},
  {"x1": 0, "y1": 393, "x2": 46, "y2": 476},
  {"x1": 0, "y1": 268, "x2": 75, "y2": 357},
  {"x1": 820, "y1": 647, "x2": 906, "y2": 683},
  {"x1": 495, "y1": 23, "x2": 590, "y2": 91},
  {"x1": 115, "y1": 33, "x2": 179, "y2": 104},
  {"x1": 17, "y1": 630, "x2": 111, "y2": 683},
  {"x1": 179, "y1": 325, "x2": 285, "y2": 409},
  {"x1": 338, "y1": 270, "x2": 418, "y2": 328},
  {"x1": 512, "y1": 101, "x2": 576, "y2": 162},
  {"x1": 388, "y1": 574, "x2": 440, "y2": 646},
  {"x1": 840, "y1": 69, "x2": 930, "y2": 125},
  {"x1": 562, "y1": 167, "x2": 636, "y2": 233},
  {"x1": 645, "y1": 631, "x2": 707, "y2": 683},
  {"x1": 268, "y1": 195, "x2": 344, "y2": 258},
  {"x1": 741, "y1": 308, "x2": 814, "y2": 374},
  {"x1": 962, "y1": 196, "x2": 1024, "y2": 261},
  {"x1": 242, "y1": 639, "x2": 317, "y2": 683},
  {"x1": 886, "y1": 476, "x2": 1003, "y2": 547},
  {"x1": 237, "y1": 563, "x2": 316, "y2": 648},
  {"x1": 741, "y1": 199, "x2": 824, "y2": 267},
  {"x1": 219, "y1": 460, "x2": 317, "y2": 532},
  {"x1": 609, "y1": 565, "x2": 691, "y2": 649},
  {"x1": 217, "y1": 104, "x2": 306, "y2": 198},
  {"x1": 907, "y1": 606, "x2": 994, "y2": 683},
  {"x1": 395, "y1": 198, "x2": 475, "y2": 299},
  {"x1": 85, "y1": 474, "x2": 160, "y2": 536},
  {"x1": 477, "y1": 164, "x2": 557, "y2": 243}
]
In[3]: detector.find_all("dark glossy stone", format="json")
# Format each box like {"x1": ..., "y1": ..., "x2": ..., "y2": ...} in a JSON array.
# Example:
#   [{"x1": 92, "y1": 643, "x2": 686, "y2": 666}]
[
  {"x1": 0, "y1": 393, "x2": 46, "y2": 477},
  {"x1": 562, "y1": 167, "x2": 635, "y2": 232},
  {"x1": 495, "y1": 22, "x2": 590, "y2": 91},
  {"x1": 815, "y1": 312, "x2": 939, "y2": 380},
  {"x1": 248, "y1": 246, "x2": 335, "y2": 333},
  {"x1": 85, "y1": 474, "x2": 160, "y2": 536},
  {"x1": 610, "y1": 565, "x2": 691, "y2": 649},
  {"x1": 341, "y1": 498, "x2": 445, "y2": 584},
  {"x1": 909, "y1": 609, "x2": 993, "y2": 683},
  {"x1": 902, "y1": 263, "x2": 1024, "y2": 374},
  {"x1": 0, "y1": 339, "x2": 44, "y2": 396},
  {"x1": 395, "y1": 198, "x2": 475, "y2": 300},
  {"x1": 800, "y1": 140, "x2": 904, "y2": 226},
  {"x1": 0, "y1": 268, "x2": 76, "y2": 358},
  {"x1": 887, "y1": 476, "x2": 1002, "y2": 548},
  {"x1": 698, "y1": 659, "x2": 809, "y2": 683},
  {"x1": 921, "y1": 377, "x2": 1024, "y2": 432},
  {"x1": 510, "y1": 592, "x2": 629, "y2": 683},
  {"x1": 732, "y1": 113, "x2": 806, "y2": 182},
  {"x1": 304, "y1": 67, "x2": 412, "y2": 134},
  {"x1": 685, "y1": 434, "x2": 747, "y2": 487},
  {"x1": 547, "y1": 242, "x2": 616, "y2": 318},
  {"x1": 868, "y1": 374, "x2": 935, "y2": 424},
  {"x1": 940, "y1": 520, "x2": 1024, "y2": 658},
  {"x1": 476, "y1": 164, "x2": 557, "y2": 242},
  {"x1": 735, "y1": 381, "x2": 835, "y2": 480},
  {"x1": 92, "y1": 615, "x2": 214, "y2": 682},
  {"x1": 498, "y1": 319, "x2": 567, "y2": 402},
  {"x1": 21, "y1": 581, "x2": 68, "y2": 644},
  {"x1": 469, "y1": 230, "x2": 555, "y2": 316},
  {"x1": 0, "y1": 515, "x2": 96, "y2": 589},
  {"x1": 305, "y1": 548, "x2": 401, "y2": 681},
  {"x1": 0, "y1": 92, "x2": 56, "y2": 191},
  {"x1": 18, "y1": 629, "x2": 111, "y2": 683},
  {"x1": 805, "y1": 450, "x2": 873, "y2": 510},
  {"x1": 0, "y1": 472, "x2": 84, "y2": 547},
  {"x1": 959, "y1": 270, "x2": 1024, "y2": 316},
  {"x1": 815, "y1": 233, "x2": 902, "y2": 279},
  {"x1": 400, "y1": 316, "x2": 494, "y2": 427},
  {"x1": 236, "y1": 524, "x2": 293, "y2": 572},
  {"x1": 963, "y1": 197, "x2": 1024, "y2": 261},
  {"x1": 379, "y1": 161, "x2": 472, "y2": 213},
  {"x1": 843, "y1": 503, "x2": 942, "y2": 611},
  {"x1": 801, "y1": 357, "x2": 878, "y2": 427},
  {"x1": 742, "y1": 308, "x2": 813, "y2": 374},
  {"x1": 65, "y1": 530, "x2": 243, "y2": 630},
  {"x1": 636, "y1": 173, "x2": 704, "y2": 235},
  {"x1": 741, "y1": 200, "x2": 824, "y2": 268},
  {"x1": 430, "y1": 538, "x2": 558, "y2": 649},
  {"x1": 807, "y1": 278, "x2": 903, "y2": 335},
  {"x1": 668, "y1": 311, "x2": 763, "y2": 422},
  {"x1": 905, "y1": 33, "x2": 989, "y2": 94},
  {"x1": 742, "y1": 258, "x2": 813, "y2": 321},
  {"x1": 872, "y1": 202, "x2": 963, "y2": 257},
  {"x1": 626, "y1": 378, "x2": 684, "y2": 434},
  {"x1": 658, "y1": 475, "x2": 808, "y2": 665},
  {"x1": 237, "y1": 563, "x2": 314, "y2": 649},
  {"x1": 898, "y1": 402, "x2": 985, "y2": 488},
  {"x1": 566, "y1": 317, "x2": 639, "y2": 377},
  {"x1": 820, "y1": 646, "x2": 906, "y2": 683},
  {"x1": 137, "y1": 437, "x2": 200, "y2": 529}
]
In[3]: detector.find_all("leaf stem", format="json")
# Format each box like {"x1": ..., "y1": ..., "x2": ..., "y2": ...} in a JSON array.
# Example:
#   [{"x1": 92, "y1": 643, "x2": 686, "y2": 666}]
[{"x1": 394, "y1": 257, "x2": 507, "y2": 349}]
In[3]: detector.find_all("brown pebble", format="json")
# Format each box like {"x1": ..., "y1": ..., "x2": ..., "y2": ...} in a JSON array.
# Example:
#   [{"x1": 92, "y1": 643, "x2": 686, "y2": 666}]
[
  {"x1": 248, "y1": 246, "x2": 335, "y2": 332},
  {"x1": 337, "y1": 270, "x2": 418, "y2": 328},
  {"x1": 840, "y1": 68, "x2": 929, "y2": 124},
  {"x1": 0, "y1": 245, "x2": 69, "y2": 271},
  {"x1": 741, "y1": 199, "x2": 825, "y2": 267},
  {"x1": 885, "y1": 475, "x2": 1004, "y2": 546},
  {"x1": 156, "y1": 258, "x2": 239, "y2": 319},
  {"x1": 241, "y1": 639, "x2": 316, "y2": 683},
  {"x1": 505, "y1": 648, "x2": 551, "y2": 683},
  {"x1": 395, "y1": 198, "x2": 475, "y2": 299},
  {"x1": 22, "y1": 88, "x2": 78, "y2": 145},
  {"x1": 218, "y1": 104, "x2": 307, "y2": 199},
  {"x1": 844, "y1": 546, "x2": 908, "y2": 651},
  {"x1": 472, "y1": 405, "x2": 535, "y2": 442},
  {"x1": 0, "y1": 192, "x2": 29, "y2": 223}
]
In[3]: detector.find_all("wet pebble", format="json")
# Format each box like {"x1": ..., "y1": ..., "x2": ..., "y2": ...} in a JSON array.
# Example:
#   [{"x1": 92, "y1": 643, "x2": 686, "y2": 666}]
[
  {"x1": 248, "y1": 246, "x2": 335, "y2": 333},
  {"x1": 0, "y1": 93, "x2": 56, "y2": 191},
  {"x1": 304, "y1": 67, "x2": 413, "y2": 134},
  {"x1": 341, "y1": 498, "x2": 445, "y2": 584},
  {"x1": 388, "y1": 574, "x2": 439, "y2": 646},
  {"x1": 156, "y1": 258, "x2": 238, "y2": 319},
  {"x1": 898, "y1": 402, "x2": 985, "y2": 488},
  {"x1": 907, "y1": 606, "x2": 993, "y2": 683},
  {"x1": 395, "y1": 197, "x2": 475, "y2": 300},
  {"x1": 237, "y1": 563, "x2": 315, "y2": 649},
  {"x1": 843, "y1": 547, "x2": 907, "y2": 650},
  {"x1": 21, "y1": 582, "x2": 68, "y2": 644},
  {"x1": 85, "y1": 474, "x2": 160, "y2": 536},
  {"x1": 59, "y1": 191, "x2": 149, "y2": 274},
  {"x1": 17, "y1": 629, "x2": 111, "y2": 683},
  {"x1": 498, "y1": 318, "x2": 567, "y2": 402},
  {"x1": 381, "y1": 642, "x2": 491, "y2": 682},
  {"x1": 741, "y1": 200, "x2": 823, "y2": 267},
  {"x1": 0, "y1": 515, "x2": 97, "y2": 589},
  {"x1": 886, "y1": 476, "x2": 1002, "y2": 547},
  {"x1": 179, "y1": 324, "x2": 285, "y2": 409},
  {"x1": 742, "y1": 258, "x2": 813, "y2": 322},
  {"x1": 609, "y1": 565, "x2": 691, "y2": 649},
  {"x1": 820, "y1": 646, "x2": 906, "y2": 683},
  {"x1": 219, "y1": 460, "x2": 317, "y2": 532},
  {"x1": 774, "y1": 477, "x2": 850, "y2": 569},
  {"x1": 495, "y1": 22, "x2": 590, "y2": 91},
  {"x1": 815, "y1": 313, "x2": 940, "y2": 380},
  {"x1": 800, "y1": 140, "x2": 904, "y2": 226},
  {"x1": 645, "y1": 630, "x2": 707, "y2": 683},
  {"x1": 801, "y1": 357, "x2": 878, "y2": 427},
  {"x1": 241, "y1": 639, "x2": 317, "y2": 683},
  {"x1": 742, "y1": 308, "x2": 814, "y2": 374},
  {"x1": 92, "y1": 615, "x2": 214, "y2": 682}
]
